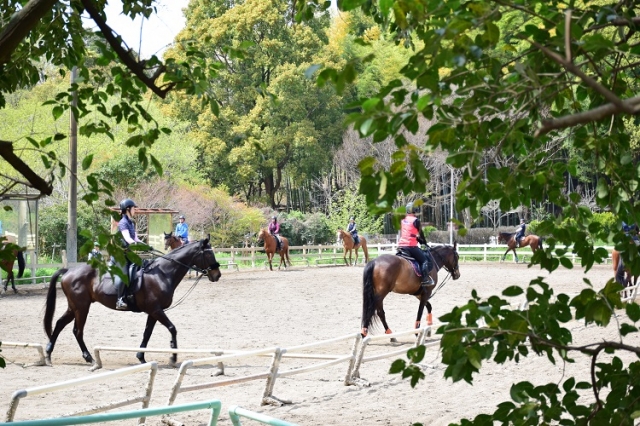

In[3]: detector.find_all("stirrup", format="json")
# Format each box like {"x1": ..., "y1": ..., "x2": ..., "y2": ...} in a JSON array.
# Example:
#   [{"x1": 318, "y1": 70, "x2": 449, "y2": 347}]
[
  {"x1": 421, "y1": 276, "x2": 435, "y2": 288},
  {"x1": 116, "y1": 298, "x2": 128, "y2": 310}
]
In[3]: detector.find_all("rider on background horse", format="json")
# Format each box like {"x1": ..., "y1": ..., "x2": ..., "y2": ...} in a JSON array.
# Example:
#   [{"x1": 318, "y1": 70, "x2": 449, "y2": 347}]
[
  {"x1": 515, "y1": 218, "x2": 526, "y2": 247},
  {"x1": 175, "y1": 214, "x2": 189, "y2": 244},
  {"x1": 114, "y1": 198, "x2": 153, "y2": 310},
  {"x1": 269, "y1": 216, "x2": 282, "y2": 252},
  {"x1": 398, "y1": 202, "x2": 434, "y2": 287},
  {"x1": 346, "y1": 216, "x2": 359, "y2": 245}
]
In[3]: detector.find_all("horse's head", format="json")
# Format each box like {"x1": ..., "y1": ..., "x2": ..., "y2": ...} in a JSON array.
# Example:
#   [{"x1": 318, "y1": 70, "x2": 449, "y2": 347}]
[
  {"x1": 434, "y1": 242, "x2": 460, "y2": 280},
  {"x1": 497, "y1": 233, "x2": 512, "y2": 244},
  {"x1": 257, "y1": 228, "x2": 267, "y2": 242},
  {"x1": 336, "y1": 229, "x2": 344, "y2": 243},
  {"x1": 164, "y1": 231, "x2": 182, "y2": 251},
  {"x1": 188, "y1": 235, "x2": 221, "y2": 282}
]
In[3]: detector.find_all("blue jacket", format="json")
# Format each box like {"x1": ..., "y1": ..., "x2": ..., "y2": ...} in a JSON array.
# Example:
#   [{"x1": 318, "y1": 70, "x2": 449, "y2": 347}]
[{"x1": 175, "y1": 222, "x2": 189, "y2": 240}]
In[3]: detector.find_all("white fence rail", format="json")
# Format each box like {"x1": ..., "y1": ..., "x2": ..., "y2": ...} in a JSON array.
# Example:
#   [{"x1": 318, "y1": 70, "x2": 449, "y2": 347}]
[
  {"x1": 5, "y1": 362, "x2": 158, "y2": 423},
  {"x1": 0, "y1": 342, "x2": 46, "y2": 367}
]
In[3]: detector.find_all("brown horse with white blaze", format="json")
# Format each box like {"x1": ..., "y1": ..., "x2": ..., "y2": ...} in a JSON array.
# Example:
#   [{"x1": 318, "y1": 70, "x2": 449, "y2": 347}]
[
  {"x1": 43, "y1": 237, "x2": 221, "y2": 369},
  {"x1": 361, "y1": 243, "x2": 461, "y2": 337},
  {"x1": 258, "y1": 228, "x2": 291, "y2": 271},
  {"x1": 497, "y1": 232, "x2": 543, "y2": 263}
]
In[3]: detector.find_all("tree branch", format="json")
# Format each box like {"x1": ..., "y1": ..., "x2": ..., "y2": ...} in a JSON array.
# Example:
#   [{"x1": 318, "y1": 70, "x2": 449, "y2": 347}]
[
  {"x1": 0, "y1": 0, "x2": 59, "y2": 65},
  {"x1": 535, "y1": 95, "x2": 640, "y2": 136},
  {"x1": 80, "y1": 0, "x2": 174, "y2": 99},
  {"x1": 0, "y1": 141, "x2": 52, "y2": 196},
  {"x1": 525, "y1": 38, "x2": 633, "y2": 114}
]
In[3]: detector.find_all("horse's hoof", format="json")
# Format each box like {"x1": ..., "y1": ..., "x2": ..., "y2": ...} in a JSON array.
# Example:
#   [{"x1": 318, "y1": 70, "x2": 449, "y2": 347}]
[
  {"x1": 89, "y1": 362, "x2": 102, "y2": 372},
  {"x1": 12, "y1": 288, "x2": 17, "y2": 294},
  {"x1": 136, "y1": 352, "x2": 146, "y2": 364},
  {"x1": 45, "y1": 356, "x2": 52, "y2": 367}
]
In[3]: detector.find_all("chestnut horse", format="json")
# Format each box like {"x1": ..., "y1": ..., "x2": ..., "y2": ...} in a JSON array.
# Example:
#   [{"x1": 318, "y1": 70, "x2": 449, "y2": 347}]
[
  {"x1": 497, "y1": 232, "x2": 543, "y2": 263},
  {"x1": 1, "y1": 239, "x2": 26, "y2": 294},
  {"x1": 43, "y1": 237, "x2": 221, "y2": 369},
  {"x1": 361, "y1": 243, "x2": 461, "y2": 337},
  {"x1": 258, "y1": 228, "x2": 291, "y2": 271},
  {"x1": 336, "y1": 229, "x2": 369, "y2": 266}
]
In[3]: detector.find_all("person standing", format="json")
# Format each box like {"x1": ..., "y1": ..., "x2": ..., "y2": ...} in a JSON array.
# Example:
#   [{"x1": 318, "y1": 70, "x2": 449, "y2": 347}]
[
  {"x1": 175, "y1": 215, "x2": 189, "y2": 244},
  {"x1": 88, "y1": 242, "x2": 102, "y2": 261},
  {"x1": 268, "y1": 216, "x2": 281, "y2": 252},
  {"x1": 398, "y1": 203, "x2": 434, "y2": 287}
]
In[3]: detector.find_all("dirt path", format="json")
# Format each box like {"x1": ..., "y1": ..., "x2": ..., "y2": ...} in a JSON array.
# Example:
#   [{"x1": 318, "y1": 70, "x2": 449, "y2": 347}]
[{"x1": 0, "y1": 262, "x2": 632, "y2": 425}]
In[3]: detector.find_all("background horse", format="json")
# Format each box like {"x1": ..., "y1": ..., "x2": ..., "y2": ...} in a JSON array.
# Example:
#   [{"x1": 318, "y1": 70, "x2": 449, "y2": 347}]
[
  {"x1": 43, "y1": 237, "x2": 221, "y2": 369},
  {"x1": 1, "y1": 240, "x2": 26, "y2": 294},
  {"x1": 258, "y1": 228, "x2": 291, "y2": 271},
  {"x1": 164, "y1": 231, "x2": 183, "y2": 251},
  {"x1": 497, "y1": 232, "x2": 543, "y2": 263},
  {"x1": 361, "y1": 243, "x2": 460, "y2": 337},
  {"x1": 612, "y1": 249, "x2": 638, "y2": 298},
  {"x1": 336, "y1": 229, "x2": 369, "y2": 266}
]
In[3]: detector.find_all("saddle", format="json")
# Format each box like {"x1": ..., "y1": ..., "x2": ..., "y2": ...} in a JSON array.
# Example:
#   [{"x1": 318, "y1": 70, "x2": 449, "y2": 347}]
[
  {"x1": 107, "y1": 260, "x2": 150, "y2": 312},
  {"x1": 395, "y1": 248, "x2": 422, "y2": 277}
]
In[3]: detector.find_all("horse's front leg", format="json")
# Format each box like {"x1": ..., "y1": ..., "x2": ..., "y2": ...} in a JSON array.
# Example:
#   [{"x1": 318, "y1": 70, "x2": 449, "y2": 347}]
[
  {"x1": 343, "y1": 249, "x2": 349, "y2": 266},
  {"x1": 268, "y1": 253, "x2": 274, "y2": 271},
  {"x1": 501, "y1": 248, "x2": 510, "y2": 262},
  {"x1": 136, "y1": 314, "x2": 158, "y2": 364},
  {"x1": 148, "y1": 310, "x2": 178, "y2": 367}
]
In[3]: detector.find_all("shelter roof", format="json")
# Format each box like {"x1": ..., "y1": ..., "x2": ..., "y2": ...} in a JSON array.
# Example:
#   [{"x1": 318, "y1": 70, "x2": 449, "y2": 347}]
[{"x1": 109, "y1": 208, "x2": 179, "y2": 214}]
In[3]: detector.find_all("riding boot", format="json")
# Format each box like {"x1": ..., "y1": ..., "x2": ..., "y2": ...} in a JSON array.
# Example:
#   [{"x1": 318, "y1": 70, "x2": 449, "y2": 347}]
[
  {"x1": 114, "y1": 276, "x2": 128, "y2": 310},
  {"x1": 421, "y1": 261, "x2": 434, "y2": 287}
]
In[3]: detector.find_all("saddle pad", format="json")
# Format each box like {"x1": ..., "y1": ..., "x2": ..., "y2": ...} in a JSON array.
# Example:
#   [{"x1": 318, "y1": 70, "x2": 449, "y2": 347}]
[{"x1": 395, "y1": 250, "x2": 422, "y2": 277}]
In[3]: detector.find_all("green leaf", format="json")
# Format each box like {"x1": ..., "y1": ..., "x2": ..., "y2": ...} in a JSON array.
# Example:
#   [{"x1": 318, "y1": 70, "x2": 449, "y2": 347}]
[
  {"x1": 81, "y1": 154, "x2": 94, "y2": 171},
  {"x1": 502, "y1": 286, "x2": 524, "y2": 297},
  {"x1": 389, "y1": 359, "x2": 406, "y2": 374},
  {"x1": 626, "y1": 303, "x2": 640, "y2": 322}
]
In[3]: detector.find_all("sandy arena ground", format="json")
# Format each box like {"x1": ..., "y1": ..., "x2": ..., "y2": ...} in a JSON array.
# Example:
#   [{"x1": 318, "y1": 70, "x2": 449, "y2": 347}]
[{"x1": 0, "y1": 260, "x2": 635, "y2": 425}]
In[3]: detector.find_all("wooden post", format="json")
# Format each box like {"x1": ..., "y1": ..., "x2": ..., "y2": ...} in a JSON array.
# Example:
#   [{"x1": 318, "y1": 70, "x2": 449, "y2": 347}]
[{"x1": 251, "y1": 245, "x2": 255, "y2": 268}]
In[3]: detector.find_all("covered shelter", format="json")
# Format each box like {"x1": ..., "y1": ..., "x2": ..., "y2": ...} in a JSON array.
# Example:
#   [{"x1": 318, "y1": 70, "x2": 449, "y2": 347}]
[{"x1": 110, "y1": 208, "x2": 179, "y2": 250}]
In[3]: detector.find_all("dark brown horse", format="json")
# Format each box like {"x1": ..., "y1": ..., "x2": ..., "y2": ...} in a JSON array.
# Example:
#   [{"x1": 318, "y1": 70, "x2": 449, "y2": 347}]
[
  {"x1": 336, "y1": 229, "x2": 369, "y2": 266},
  {"x1": 497, "y1": 232, "x2": 543, "y2": 263},
  {"x1": 44, "y1": 237, "x2": 221, "y2": 369},
  {"x1": 1, "y1": 240, "x2": 26, "y2": 294},
  {"x1": 258, "y1": 228, "x2": 291, "y2": 271},
  {"x1": 361, "y1": 243, "x2": 461, "y2": 337}
]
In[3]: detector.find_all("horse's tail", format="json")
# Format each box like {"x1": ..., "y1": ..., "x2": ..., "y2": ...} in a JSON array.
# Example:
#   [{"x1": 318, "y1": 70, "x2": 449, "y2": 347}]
[
  {"x1": 538, "y1": 236, "x2": 543, "y2": 250},
  {"x1": 44, "y1": 268, "x2": 67, "y2": 339},
  {"x1": 361, "y1": 260, "x2": 379, "y2": 333},
  {"x1": 16, "y1": 250, "x2": 25, "y2": 278}
]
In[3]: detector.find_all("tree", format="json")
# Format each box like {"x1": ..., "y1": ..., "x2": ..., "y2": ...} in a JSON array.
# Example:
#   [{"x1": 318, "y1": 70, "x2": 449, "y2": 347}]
[
  {"x1": 296, "y1": 0, "x2": 640, "y2": 423},
  {"x1": 166, "y1": 0, "x2": 347, "y2": 208},
  {"x1": 0, "y1": 0, "x2": 218, "y2": 204}
]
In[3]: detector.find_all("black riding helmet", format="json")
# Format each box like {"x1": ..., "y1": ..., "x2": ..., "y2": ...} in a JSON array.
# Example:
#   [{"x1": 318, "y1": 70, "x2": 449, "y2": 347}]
[{"x1": 120, "y1": 198, "x2": 137, "y2": 213}]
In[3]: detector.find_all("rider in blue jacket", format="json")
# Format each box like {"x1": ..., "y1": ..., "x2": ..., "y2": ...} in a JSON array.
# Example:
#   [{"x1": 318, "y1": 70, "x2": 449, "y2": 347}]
[{"x1": 175, "y1": 215, "x2": 189, "y2": 244}]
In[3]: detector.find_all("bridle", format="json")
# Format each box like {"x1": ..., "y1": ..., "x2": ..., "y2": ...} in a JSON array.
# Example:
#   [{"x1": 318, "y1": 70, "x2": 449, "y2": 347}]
[{"x1": 149, "y1": 242, "x2": 220, "y2": 275}]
